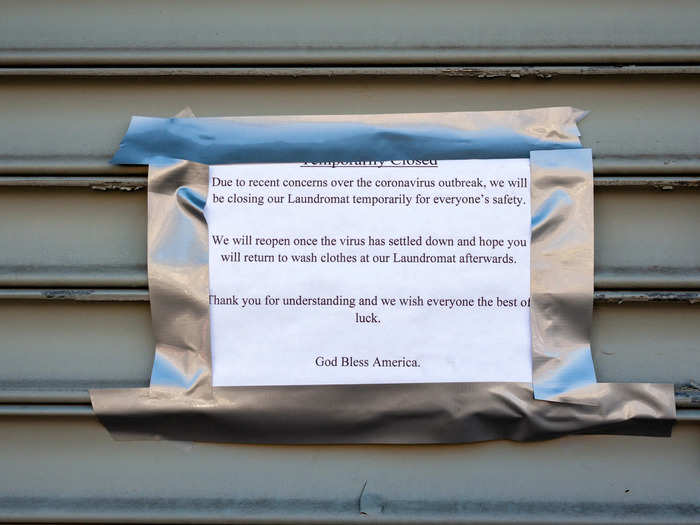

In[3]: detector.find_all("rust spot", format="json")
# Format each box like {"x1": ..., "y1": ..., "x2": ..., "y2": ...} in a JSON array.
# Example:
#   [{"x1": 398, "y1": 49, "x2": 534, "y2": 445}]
[
  {"x1": 42, "y1": 289, "x2": 94, "y2": 300},
  {"x1": 90, "y1": 183, "x2": 144, "y2": 191}
]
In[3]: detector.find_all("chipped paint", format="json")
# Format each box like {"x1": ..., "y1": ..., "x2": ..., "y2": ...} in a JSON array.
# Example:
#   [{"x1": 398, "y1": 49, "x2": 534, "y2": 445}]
[{"x1": 3, "y1": 176, "x2": 698, "y2": 190}]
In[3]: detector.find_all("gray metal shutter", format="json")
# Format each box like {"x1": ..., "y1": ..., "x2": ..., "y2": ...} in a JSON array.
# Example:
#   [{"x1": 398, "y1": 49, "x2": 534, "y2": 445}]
[{"x1": 1, "y1": 1, "x2": 698, "y2": 522}]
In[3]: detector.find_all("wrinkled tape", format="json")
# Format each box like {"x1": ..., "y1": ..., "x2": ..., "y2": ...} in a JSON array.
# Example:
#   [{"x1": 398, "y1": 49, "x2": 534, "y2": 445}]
[
  {"x1": 91, "y1": 107, "x2": 675, "y2": 443},
  {"x1": 111, "y1": 107, "x2": 585, "y2": 166}
]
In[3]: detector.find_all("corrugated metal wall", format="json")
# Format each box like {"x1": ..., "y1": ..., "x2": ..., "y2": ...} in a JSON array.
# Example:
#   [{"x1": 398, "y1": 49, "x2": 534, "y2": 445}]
[{"x1": 1, "y1": 1, "x2": 698, "y2": 523}]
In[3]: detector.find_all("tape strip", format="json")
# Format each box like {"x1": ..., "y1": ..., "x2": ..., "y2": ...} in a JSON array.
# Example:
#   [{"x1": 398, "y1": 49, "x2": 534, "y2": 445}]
[
  {"x1": 90, "y1": 107, "x2": 676, "y2": 443},
  {"x1": 530, "y1": 149, "x2": 598, "y2": 402}
]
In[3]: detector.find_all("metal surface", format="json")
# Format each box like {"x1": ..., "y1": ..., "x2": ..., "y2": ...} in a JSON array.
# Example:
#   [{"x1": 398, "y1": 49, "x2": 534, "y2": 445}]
[
  {"x1": 1, "y1": 299, "x2": 697, "y2": 402},
  {"x1": 0, "y1": 176, "x2": 147, "y2": 190},
  {"x1": 594, "y1": 291, "x2": 700, "y2": 304},
  {"x1": 4, "y1": 175, "x2": 700, "y2": 190},
  {"x1": 3, "y1": 187, "x2": 699, "y2": 289},
  {"x1": 4, "y1": 66, "x2": 700, "y2": 78},
  {"x1": 676, "y1": 383, "x2": 700, "y2": 409},
  {"x1": 594, "y1": 176, "x2": 700, "y2": 190},
  {"x1": 0, "y1": 289, "x2": 149, "y2": 301},
  {"x1": 5, "y1": 158, "x2": 699, "y2": 176},
  {"x1": 1, "y1": 0, "x2": 699, "y2": 518},
  {"x1": 0, "y1": 418, "x2": 698, "y2": 523},
  {"x1": 0, "y1": 76, "x2": 698, "y2": 175},
  {"x1": 2, "y1": 0, "x2": 699, "y2": 65},
  {"x1": 2, "y1": 289, "x2": 699, "y2": 303},
  {"x1": 0, "y1": 406, "x2": 94, "y2": 417}
]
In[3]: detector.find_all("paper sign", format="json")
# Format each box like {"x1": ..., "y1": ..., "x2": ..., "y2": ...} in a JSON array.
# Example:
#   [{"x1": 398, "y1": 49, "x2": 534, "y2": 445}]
[{"x1": 206, "y1": 159, "x2": 531, "y2": 386}]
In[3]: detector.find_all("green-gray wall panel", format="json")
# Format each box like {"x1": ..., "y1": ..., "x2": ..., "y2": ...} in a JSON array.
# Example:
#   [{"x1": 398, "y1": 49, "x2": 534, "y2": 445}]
[
  {"x1": 0, "y1": 188, "x2": 146, "y2": 287},
  {"x1": 0, "y1": 301, "x2": 153, "y2": 393},
  {"x1": 1, "y1": 0, "x2": 699, "y2": 65},
  {"x1": 0, "y1": 301, "x2": 697, "y2": 399},
  {"x1": 2, "y1": 1, "x2": 698, "y2": 522},
  {"x1": 592, "y1": 304, "x2": 700, "y2": 384},
  {"x1": 0, "y1": 76, "x2": 698, "y2": 173},
  {"x1": 2, "y1": 188, "x2": 699, "y2": 288},
  {"x1": 0, "y1": 417, "x2": 697, "y2": 523},
  {"x1": 594, "y1": 190, "x2": 700, "y2": 288}
]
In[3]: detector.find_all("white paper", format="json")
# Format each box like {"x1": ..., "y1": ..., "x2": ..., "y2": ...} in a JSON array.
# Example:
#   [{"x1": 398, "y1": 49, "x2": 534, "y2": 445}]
[{"x1": 206, "y1": 159, "x2": 531, "y2": 386}]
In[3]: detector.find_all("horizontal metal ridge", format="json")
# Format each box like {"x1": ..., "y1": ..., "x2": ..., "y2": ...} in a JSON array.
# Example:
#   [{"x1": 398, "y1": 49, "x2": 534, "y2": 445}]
[
  {"x1": 676, "y1": 383, "x2": 700, "y2": 409},
  {"x1": 677, "y1": 410, "x2": 700, "y2": 422},
  {"x1": 0, "y1": 405, "x2": 94, "y2": 417},
  {"x1": 594, "y1": 291, "x2": 700, "y2": 303},
  {"x1": 1, "y1": 289, "x2": 699, "y2": 303},
  {"x1": 2, "y1": 66, "x2": 700, "y2": 78},
  {"x1": 593, "y1": 273, "x2": 700, "y2": 291},
  {"x1": 0, "y1": 404, "x2": 695, "y2": 421},
  {"x1": 2, "y1": 386, "x2": 697, "y2": 408},
  {"x1": 0, "y1": 270, "x2": 149, "y2": 289},
  {"x1": 1, "y1": 157, "x2": 699, "y2": 176},
  {"x1": 0, "y1": 390, "x2": 91, "y2": 404},
  {"x1": 2, "y1": 47, "x2": 699, "y2": 66},
  {"x1": 0, "y1": 176, "x2": 147, "y2": 190},
  {"x1": 2, "y1": 175, "x2": 699, "y2": 191},
  {"x1": 0, "y1": 495, "x2": 697, "y2": 525},
  {"x1": 0, "y1": 289, "x2": 150, "y2": 301},
  {"x1": 2, "y1": 270, "x2": 700, "y2": 289},
  {"x1": 593, "y1": 176, "x2": 700, "y2": 190},
  {"x1": 1, "y1": 384, "x2": 697, "y2": 409}
]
